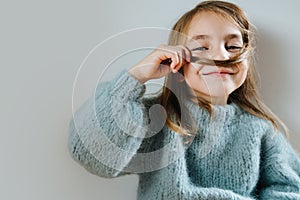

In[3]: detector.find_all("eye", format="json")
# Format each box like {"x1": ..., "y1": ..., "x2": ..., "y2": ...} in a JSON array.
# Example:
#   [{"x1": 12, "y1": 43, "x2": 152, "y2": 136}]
[
  {"x1": 192, "y1": 47, "x2": 208, "y2": 51},
  {"x1": 226, "y1": 46, "x2": 242, "y2": 51}
]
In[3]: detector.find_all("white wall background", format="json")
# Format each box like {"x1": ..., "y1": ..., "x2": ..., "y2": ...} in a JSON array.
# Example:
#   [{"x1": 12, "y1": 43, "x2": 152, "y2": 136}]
[{"x1": 1, "y1": 0, "x2": 300, "y2": 200}]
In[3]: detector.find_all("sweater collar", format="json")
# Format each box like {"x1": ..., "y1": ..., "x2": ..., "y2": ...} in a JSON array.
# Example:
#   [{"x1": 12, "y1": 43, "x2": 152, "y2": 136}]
[{"x1": 183, "y1": 99, "x2": 242, "y2": 128}]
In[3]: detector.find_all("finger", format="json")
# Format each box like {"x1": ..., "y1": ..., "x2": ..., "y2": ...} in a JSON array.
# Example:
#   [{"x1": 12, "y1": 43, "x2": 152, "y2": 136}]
[
  {"x1": 170, "y1": 52, "x2": 179, "y2": 72},
  {"x1": 181, "y1": 45, "x2": 192, "y2": 63},
  {"x1": 173, "y1": 47, "x2": 188, "y2": 72},
  {"x1": 178, "y1": 49, "x2": 183, "y2": 69},
  {"x1": 158, "y1": 51, "x2": 174, "y2": 66}
]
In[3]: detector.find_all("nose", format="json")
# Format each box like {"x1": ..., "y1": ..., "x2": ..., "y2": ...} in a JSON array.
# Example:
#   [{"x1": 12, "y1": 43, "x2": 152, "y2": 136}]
[{"x1": 211, "y1": 47, "x2": 230, "y2": 61}]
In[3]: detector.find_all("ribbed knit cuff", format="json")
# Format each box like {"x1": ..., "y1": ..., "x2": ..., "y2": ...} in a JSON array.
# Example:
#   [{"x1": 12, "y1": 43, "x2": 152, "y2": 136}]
[{"x1": 110, "y1": 69, "x2": 146, "y2": 101}]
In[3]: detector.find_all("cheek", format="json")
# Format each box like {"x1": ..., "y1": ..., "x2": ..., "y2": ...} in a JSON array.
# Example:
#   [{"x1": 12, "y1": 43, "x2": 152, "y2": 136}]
[
  {"x1": 183, "y1": 63, "x2": 201, "y2": 74},
  {"x1": 232, "y1": 65, "x2": 249, "y2": 89},
  {"x1": 183, "y1": 64, "x2": 197, "y2": 83},
  {"x1": 238, "y1": 65, "x2": 249, "y2": 82},
  {"x1": 183, "y1": 64, "x2": 210, "y2": 92}
]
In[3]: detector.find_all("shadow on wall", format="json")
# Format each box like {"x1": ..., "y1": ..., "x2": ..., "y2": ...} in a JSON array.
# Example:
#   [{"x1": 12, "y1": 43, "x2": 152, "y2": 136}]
[
  {"x1": 255, "y1": 28, "x2": 300, "y2": 149},
  {"x1": 255, "y1": 28, "x2": 289, "y2": 108}
]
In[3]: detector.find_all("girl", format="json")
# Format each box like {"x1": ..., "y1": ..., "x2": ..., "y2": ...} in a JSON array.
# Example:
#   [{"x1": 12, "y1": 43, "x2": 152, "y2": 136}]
[{"x1": 69, "y1": 1, "x2": 300, "y2": 199}]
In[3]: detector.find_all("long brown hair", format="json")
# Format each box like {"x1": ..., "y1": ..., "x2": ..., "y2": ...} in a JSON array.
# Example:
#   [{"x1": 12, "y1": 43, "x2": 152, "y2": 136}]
[{"x1": 159, "y1": 0, "x2": 288, "y2": 136}]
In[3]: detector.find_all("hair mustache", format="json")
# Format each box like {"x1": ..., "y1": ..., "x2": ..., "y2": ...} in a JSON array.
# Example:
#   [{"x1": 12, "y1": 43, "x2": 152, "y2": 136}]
[{"x1": 191, "y1": 49, "x2": 249, "y2": 67}]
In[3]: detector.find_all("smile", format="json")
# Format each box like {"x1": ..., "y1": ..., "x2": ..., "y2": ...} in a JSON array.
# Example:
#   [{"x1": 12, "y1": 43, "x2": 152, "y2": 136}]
[{"x1": 201, "y1": 71, "x2": 234, "y2": 76}]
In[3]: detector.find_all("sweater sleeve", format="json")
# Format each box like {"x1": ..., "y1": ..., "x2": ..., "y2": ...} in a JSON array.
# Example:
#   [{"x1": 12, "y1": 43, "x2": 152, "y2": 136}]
[
  {"x1": 188, "y1": 187, "x2": 257, "y2": 200},
  {"x1": 68, "y1": 70, "x2": 151, "y2": 178},
  {"x1": 257, "y1": 129, "x2": 300, "y2": 199}
]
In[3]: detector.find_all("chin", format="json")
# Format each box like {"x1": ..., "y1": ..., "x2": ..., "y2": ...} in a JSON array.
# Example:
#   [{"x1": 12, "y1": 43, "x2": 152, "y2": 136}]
[{"x1": 204, "y1": 88, "x2": 232, "y2": 97}]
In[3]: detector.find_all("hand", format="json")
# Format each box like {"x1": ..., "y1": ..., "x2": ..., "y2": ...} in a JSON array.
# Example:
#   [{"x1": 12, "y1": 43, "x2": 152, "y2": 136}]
[{"x1": 128, "y1": 44, "x2": 191, "y2": 83}]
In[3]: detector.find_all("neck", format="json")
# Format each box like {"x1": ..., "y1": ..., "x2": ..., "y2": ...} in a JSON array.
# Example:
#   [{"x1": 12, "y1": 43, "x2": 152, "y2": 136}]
[
  {"x1": 210, "y1": 96, "x2": 228, "y2": 105},
  {"x1": 193, "y1": 90, "x2": 229, "y2": 106}
]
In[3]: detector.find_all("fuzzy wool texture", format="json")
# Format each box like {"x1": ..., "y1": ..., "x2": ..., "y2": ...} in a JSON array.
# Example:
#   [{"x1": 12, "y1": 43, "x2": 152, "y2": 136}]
[{"x1": 69, "y1": 70, "x2": 300, "y2": 200}]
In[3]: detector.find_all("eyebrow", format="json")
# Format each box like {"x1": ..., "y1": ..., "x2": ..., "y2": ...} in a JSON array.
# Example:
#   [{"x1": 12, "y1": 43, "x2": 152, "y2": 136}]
[
  {"x1": 225, "y1": 34, "x2": 242, "y2": 40},
  {"x1": 191, "y1": 35, "x2": 211, "y2": 40},
  {"x1": 191, "y1": 34, "x2": 242, "y2": 41}
]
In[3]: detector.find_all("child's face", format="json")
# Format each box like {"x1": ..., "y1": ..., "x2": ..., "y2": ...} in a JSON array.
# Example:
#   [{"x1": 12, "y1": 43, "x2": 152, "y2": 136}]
[{"x1": 183, "y1": 11, "x2": 248, "y2": 105}]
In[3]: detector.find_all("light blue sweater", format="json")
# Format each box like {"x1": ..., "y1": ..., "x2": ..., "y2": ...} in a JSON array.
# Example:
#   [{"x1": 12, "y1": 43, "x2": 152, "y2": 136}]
[{"x1": 69, "y1": 70, "x2": 300, "y2": 199}]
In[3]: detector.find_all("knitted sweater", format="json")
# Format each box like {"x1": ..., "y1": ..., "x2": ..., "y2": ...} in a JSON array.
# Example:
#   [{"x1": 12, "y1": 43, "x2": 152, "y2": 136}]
[{"x1": 69, "y1": 70, "x2": 300, "y2": 200}]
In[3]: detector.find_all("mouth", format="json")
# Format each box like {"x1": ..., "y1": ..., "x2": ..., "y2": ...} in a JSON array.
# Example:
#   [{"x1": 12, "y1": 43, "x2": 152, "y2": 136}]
[{"x1": 201, "y1": 71, "x2": 234, "y2": 76}]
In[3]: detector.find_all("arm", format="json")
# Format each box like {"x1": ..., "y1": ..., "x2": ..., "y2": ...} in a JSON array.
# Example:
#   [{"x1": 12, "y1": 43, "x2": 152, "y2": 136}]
[
  {"x1": 68, "y1": 44, "x2": 192, "y2": 178},
  {"x1": 257, "y1": 129, "x2": 300, "y2": 199},
  {"x1": 68, "y1": 70, "x2": 150, "y2": 178}
]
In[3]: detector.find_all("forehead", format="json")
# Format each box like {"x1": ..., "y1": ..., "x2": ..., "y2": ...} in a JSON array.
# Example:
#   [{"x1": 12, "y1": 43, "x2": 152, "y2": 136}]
[{"x1": 187, "y1": 11, "x2": 242, "y2": 40}]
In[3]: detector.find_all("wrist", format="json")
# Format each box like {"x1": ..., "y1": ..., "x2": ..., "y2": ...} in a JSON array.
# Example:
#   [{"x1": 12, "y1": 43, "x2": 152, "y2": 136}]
[{"x1": 128, "y1": 68, "x2": 148, "y2": 84}]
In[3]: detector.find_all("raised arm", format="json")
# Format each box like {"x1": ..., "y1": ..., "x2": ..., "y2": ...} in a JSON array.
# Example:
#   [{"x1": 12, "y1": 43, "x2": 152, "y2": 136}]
[{"x1": 69, "y1": 44, "x2": 192, "y2": 178}]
